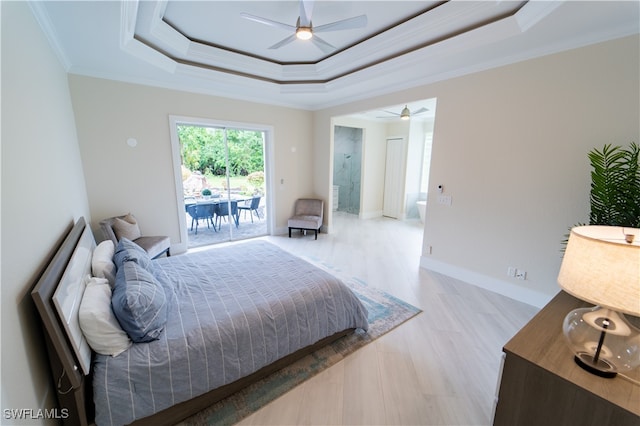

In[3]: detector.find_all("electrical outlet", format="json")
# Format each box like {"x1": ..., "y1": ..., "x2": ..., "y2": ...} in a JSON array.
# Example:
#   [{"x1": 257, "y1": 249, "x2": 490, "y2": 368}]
[
  {"x1": 515, "y1": 269, "x2": 527, "y2": 280},
  {"x1": 438, "y1": 195, "x2": 452, "y2": 206},
  {"x1": 507, "y1": 267, "x2": 516, "y2": 277}
]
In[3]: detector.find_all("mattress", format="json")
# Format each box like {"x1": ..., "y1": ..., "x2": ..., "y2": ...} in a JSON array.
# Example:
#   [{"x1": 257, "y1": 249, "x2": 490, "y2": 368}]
[{"x1": 92, "y1": 240, "x2": 368, "y2": 425}]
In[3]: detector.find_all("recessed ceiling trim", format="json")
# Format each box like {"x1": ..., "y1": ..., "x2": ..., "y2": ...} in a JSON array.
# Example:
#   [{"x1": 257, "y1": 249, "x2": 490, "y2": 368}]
[
  {"x1": 129, "y1": 1, "x2": 528, "y2": 88},
  {"x1": 160, "y1": 1, "x2": 448, "y2": 67},
  {"x1": 516, "y1": 0, "x2": 564, "y2": 32},
  {"x1": 125, "y1": 36, "x2": 177, "y2": 74},
  {"x1": 128, "y1": 18, "x2": 532, "y2": 99},
  {"x1": 119, "y1": 0, "x2": 138, "y2": 49},
  {"x1": 148, "y1": 9, "x2": 190, "y2": 55},
  {"x1": 187, "y1": 41, "x2": 287, "y2": 77}
]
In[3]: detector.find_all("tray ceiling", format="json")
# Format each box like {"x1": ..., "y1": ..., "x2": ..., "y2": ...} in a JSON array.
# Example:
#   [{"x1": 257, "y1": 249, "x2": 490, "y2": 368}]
[{"x1": 31, "y1": 1, "x2": 639, "y2": 110}]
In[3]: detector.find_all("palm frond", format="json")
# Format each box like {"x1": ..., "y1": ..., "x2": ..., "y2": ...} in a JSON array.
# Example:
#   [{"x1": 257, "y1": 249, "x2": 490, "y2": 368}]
[
  {"x1": 588, "y1": 142, "x2": 640, "y2": 227},
  {"x1": 563, "y1": 142, "x2": 640, "y2": 253}
]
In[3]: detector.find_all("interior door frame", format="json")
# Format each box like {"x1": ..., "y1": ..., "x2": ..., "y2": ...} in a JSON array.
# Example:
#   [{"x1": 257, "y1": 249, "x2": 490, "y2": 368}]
[{"x1": 168, "y1": 115, "x2": 275, "y2": 252}]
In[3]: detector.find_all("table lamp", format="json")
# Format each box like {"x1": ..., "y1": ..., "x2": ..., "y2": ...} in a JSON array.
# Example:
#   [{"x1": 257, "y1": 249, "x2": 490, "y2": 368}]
[{"x1": 557, "y1": 225, "x2": 640, "y2": 378}]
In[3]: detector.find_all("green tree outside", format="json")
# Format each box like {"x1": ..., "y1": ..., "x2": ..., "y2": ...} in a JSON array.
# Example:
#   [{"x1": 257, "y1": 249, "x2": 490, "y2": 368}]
[{"x1": 178, "y1": 125, "x2": 264, "y2": 177}]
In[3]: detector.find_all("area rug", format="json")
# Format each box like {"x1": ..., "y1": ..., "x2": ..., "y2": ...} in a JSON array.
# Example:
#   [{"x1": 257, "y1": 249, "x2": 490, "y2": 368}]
[{"x1": 178, "y1": 275, "x2": 421, "y2": 426}]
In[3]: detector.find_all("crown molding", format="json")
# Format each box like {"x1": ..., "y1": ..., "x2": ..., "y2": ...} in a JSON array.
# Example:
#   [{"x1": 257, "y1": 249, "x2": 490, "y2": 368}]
[{"x1": 28, "y1": 1, "x2": 71, "y2": 71}]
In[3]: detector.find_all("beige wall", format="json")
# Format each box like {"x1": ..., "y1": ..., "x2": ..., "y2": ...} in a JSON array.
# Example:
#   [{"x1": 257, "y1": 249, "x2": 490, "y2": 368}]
[
  {"x1": 69, "y1": 76, "x2": 314, "y2": 252},
  {"x1": 1, "y1": 2, "x2": 91, "y2": 421},
  {"x1": 314, "y1": 35, "x2": 640, "y2": 307}
]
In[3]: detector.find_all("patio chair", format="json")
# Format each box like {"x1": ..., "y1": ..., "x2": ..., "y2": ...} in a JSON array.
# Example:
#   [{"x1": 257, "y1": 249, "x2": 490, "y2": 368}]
[
  {"x1": 238, "y1": 196, "x2": 262, "y2": 222},
  {"x1": 100, "y1": 213, "x2": 170, "y2": 258},
  {"x1": 186, "y1": 203, "x2": 216, "y2": 234},
  {"x1": 288, "y1": 198, "x2": 323, "y2": 240},
  {"x1": 214, "y1": 201, "x2": 239, "y2": 229}
]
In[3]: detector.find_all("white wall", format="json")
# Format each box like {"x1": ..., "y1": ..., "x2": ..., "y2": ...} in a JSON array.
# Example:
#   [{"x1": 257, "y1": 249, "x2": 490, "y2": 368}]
[
  {"x1": 68, "y1": 76, "x2": 314, "y2": 250},
  {"x1": 1, "y1": 2, "x2": 91, "y2": 423},
  {"x1": 314, "y1": 35, "x2": 639, "y2": 307}
]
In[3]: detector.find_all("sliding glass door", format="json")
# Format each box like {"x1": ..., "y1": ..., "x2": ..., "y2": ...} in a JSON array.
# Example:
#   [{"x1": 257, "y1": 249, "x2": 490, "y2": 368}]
[{"x1": 170, "y1": 117, "x2": 270, "y2": 250}]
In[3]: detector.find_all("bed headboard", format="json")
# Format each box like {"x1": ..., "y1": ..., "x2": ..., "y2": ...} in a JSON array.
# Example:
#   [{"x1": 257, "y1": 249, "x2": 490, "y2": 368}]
[
  {"x1": 31, "y1": 216, "x2": 94, "y2": 426},
  {"x1": 52, "y1": 223, "x2": 94, "y2": 375}
]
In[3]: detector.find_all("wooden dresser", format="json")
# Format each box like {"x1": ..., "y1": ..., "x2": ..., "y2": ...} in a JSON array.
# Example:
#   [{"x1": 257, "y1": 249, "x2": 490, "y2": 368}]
[{"x1": 493, "y1": 291, "x2": 640, "y2": 426}]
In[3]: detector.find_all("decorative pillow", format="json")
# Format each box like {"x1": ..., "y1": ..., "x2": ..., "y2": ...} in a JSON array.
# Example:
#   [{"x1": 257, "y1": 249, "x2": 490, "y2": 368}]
[
  {"x1": 112, "y1": 260, "x2": 167, "y2": 343},
  {"x1": 79, "y1": 277, "x2": 132, "y2": 356},
  {"x1": 112, "y1": 213, "x2": 141, "y2": 241},
  {"x1": 92, "y1": 240, "x2": 116, "y2": 287},
  {"x1": 114, "y1": 237, "x2": 151, "y2": 271}
]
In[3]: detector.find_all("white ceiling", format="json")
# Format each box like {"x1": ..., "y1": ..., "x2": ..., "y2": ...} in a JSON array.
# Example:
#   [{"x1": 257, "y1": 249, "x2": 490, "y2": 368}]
[{"x1": 31, "y1": 1, "x2": 639, "y2": 112}]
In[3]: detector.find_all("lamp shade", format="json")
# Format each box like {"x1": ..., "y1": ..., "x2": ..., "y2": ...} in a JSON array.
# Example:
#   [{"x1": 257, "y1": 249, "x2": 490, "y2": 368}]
[{"x1": 558, "y1": 226, "x2": 640, "y2": 316}]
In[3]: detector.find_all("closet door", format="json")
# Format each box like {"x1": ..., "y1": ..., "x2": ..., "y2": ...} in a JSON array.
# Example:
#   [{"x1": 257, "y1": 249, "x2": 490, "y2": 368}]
[{"x1": 383, "y1": 137, "x2": 404, "y2": 219}]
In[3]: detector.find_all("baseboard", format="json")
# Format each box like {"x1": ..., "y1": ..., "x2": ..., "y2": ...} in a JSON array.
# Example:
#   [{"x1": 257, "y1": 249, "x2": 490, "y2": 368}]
[
  {"x1": 360, "y1": 210, "x2": 383, "y2": 220},
  {"x1": 419, "y1": 256, "x2": 552, "y2": 309},
  {"x1": 275, "y1": 225, "x2": 289, "y2": 236},
  {"x1": 171, "y1": 241, "x2": 188, "y2": 255}
]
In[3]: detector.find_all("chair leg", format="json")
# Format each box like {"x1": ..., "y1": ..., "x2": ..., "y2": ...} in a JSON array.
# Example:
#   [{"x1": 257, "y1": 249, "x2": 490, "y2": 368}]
[
  {"x1": 289, "y1": 227, "x2": 292, "y2": 238},
  {"x1": 314, "y1": 229, "x2": 318, "y2": 240}
]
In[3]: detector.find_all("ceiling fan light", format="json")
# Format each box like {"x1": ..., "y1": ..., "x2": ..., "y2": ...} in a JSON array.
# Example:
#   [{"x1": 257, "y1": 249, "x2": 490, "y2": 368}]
[
  {"x1": 296, "y1": 27, "x2": 313, "y2": 40},
  {"x1": 400, "y1": 105, "x2": 410, "y2": 120}
]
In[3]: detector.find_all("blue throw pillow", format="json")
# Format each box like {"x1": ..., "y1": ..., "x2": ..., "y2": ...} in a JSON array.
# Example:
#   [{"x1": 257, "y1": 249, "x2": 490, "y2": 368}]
[
  {"x1": 114, "y1": 238, "x2": 152, "y2": 271},
  {"x1": 112, "y1": 260, "x2": 167, "y2": 342}
]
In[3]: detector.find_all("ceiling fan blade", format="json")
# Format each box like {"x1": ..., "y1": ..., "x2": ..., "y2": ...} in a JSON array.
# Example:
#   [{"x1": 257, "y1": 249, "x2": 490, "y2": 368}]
[
  {"x1": 314, "y1": 15, "x2": 367, "y2": 33},
  {"x1": 310, "y1": 35, "x2": 336, "y2": 54},
  {"x1": 299, "y1": 0, "x2": 314, "y2": 27},
  {"x1": 382, "y1": 110, "x2": 400, "y2": 116},
  {"x1": 269, "y1": 34, "x2": 298, "y2": 50},
  {"x1": 413, "y1": 107, "x2": 429, "y2": 114},
  {"x1": 240, "y1": 12, "x2": 295, "y2": 32}
]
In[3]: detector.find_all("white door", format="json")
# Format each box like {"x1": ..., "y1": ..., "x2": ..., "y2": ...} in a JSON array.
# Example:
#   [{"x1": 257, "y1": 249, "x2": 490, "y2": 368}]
[{"x1": 383, "y1": 138, "x2": 404, "y2": 218}]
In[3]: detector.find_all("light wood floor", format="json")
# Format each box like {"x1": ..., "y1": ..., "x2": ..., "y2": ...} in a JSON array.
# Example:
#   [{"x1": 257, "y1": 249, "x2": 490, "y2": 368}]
[{"x1": 235, "y1": 212, "x2": 539, "y2": 426}]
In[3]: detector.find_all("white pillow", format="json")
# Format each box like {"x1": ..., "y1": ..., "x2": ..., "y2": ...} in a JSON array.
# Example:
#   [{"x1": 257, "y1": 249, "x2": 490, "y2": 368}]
[
  {"x1": 92, "y1": 240, "x2": 116, "y2": 287},
  {"x1": 79, "y1": 277, "x2": 132, "y2": 357}
]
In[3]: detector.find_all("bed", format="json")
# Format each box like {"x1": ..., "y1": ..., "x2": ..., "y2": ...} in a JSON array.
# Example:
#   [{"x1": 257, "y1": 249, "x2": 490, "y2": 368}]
[{"x1": 31, "y1": 217, "x2": 369, "y2": 426}]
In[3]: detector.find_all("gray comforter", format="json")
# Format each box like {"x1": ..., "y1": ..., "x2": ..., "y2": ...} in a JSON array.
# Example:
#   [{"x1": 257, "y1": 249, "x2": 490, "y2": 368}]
[{"x1": 92, "y1": 240, "x2": 368, "y2": 425}]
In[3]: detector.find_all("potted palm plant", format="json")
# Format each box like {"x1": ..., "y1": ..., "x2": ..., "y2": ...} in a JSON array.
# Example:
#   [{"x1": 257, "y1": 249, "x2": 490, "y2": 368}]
[
  {"x1": 563, "y1": 142, "x2": 639, "y2": 249},
  {"x1": 588, "y1": 142, "x2": 639, "y2": 227}
]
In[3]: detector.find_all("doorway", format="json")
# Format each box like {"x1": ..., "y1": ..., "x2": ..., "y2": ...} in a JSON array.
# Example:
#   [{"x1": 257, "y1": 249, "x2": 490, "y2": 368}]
[
  {"x1": 169, "y1": 116, "x2": 274, "y2": 251},
  {"x1": 333, "y1": 126, "x2": 363, "y2": 215}
]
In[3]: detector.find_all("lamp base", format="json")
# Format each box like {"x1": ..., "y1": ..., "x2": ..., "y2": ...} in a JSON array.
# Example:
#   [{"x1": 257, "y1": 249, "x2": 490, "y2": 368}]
[{"x1": 574, "y1": 354, "x2": 617, "y2": 378}]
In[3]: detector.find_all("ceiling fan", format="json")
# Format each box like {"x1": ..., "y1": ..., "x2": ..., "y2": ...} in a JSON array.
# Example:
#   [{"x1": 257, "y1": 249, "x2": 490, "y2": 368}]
[
  {"x1": 240, "y1": 0, "x2": 367, "y2": 54},
  {"x1": 378, "y1": 105, "x2": 429, "y2": 120}
]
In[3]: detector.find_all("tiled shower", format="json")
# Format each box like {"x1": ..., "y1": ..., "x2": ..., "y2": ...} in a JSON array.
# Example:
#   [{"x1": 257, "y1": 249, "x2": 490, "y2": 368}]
[{"x1": 333, "y1": 126, "x2": 363, "y2": 214}]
